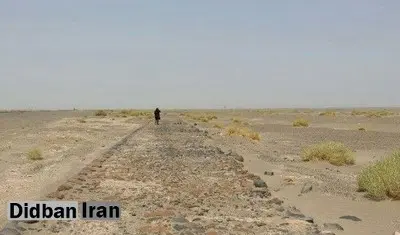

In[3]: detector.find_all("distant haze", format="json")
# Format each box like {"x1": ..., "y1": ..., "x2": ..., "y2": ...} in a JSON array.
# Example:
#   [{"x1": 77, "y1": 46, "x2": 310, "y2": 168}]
[{"x1": 1, "y1": 1, "x2": 399, "y2": 110}]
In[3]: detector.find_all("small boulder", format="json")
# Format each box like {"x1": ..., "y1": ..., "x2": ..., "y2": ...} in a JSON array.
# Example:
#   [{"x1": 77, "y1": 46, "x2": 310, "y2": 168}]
[
  {"x1": 301, "y1": 182, "x2": 313, "y2": 194},
  {"x1": 254, "y1": 179, "x2": 267, "y2": 188},
  {"x1": 251, "y1": 188, "x2": 271, "y2": 198},
  {"x1": 323, "y1": 223, "x2": 344, "y2": 231},
  {"x1": 339, "y1": 215, "x2": 362, "y2": 222},
  {"x1": 264, "y1": 171, "x2": 274, "y2": 176},
  {"x1": 321, "y1": 231, "x2": 336, "y2": 235},
  {"x1": 226, "y1": 150, "x2": 244, "y2": 162}
]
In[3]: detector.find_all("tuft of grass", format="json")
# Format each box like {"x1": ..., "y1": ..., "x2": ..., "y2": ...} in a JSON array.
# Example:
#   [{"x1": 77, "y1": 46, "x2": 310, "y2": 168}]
[
  {"x1": 357, "y1": 151, "x2": 400, "y2": 200},
  {"x1": 292, "y1": 118, "x2": 309, "y2": 127},
  {"x1": 27, "y1": 148, "x2": 43, "y2": 160},
  {"x1": 319, "y1": 111, "x2": 336, "y2": 117},
  {"x1": 351, "y1": 110, "x2": 367, "y2": 116},
  {"x1": 226, "y1": 125, "x2": 261, "y2": 141},
  {"x1": 213, "y1": 123, "x2": 223, "y2": 129},
  {"x1": 352, "y1": 109, "x2": 394, "y2": 118},
  {"x1": 95, "y1": 110, "x2": 107, "y2": 117},
  {"x1": 301, "y1": 141, "x2": 355, "y2": 166},
  {"x1": 183, "y1": 113, "x2": 218, "y2": 123},
  {"x1": 248, "y1": 132, "x2": 261, "y2": 141},
  {"x1": 365, "y1": 110, "x2": 394, "y2": 118}
]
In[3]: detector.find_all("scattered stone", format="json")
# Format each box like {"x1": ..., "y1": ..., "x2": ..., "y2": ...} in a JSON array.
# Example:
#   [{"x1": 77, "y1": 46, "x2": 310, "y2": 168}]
[
  {"x1": 57, "y1": 184, "x2": 72, "y2": 191},
  {"x1": 171, "y1": 217, "x2": 189, "y2": 223},
  {"x1": 255, "y1": 221, "x2": 266, "y2": 227},
  {"x1": 321, "y1": 231, "x2": 336, "y2": 235},
  {"x1": 0, "y1": 228, "x2": 21, "y2": 235},
  {"x1": 172, "y1": 223, "x2": 186, "y2": 231},
  {"x1": 302, "y1": 217, "x2": 314, "y2": 223},
  {"x1": 253, "y1": 179, "x2": 267, "y2": 188},
  {"x1": 285, "y1": 207, "x2": 314, "y2": 223},
  {"x1": 339, "y1": 215, "x2": 362, "y2": 222},
  {"x1": 226, "y1": 150, "x2": 244, "y2": 162},
  {"x1": 264, "y1": 171, "x2": 274, "y2": 176},
  {"x1": 250, "y1": 188, "x2": 271, "y2": 198},
  {"x1": 301, "y1": 182, "x2": 313, "y2": 194},
  {"x1": 283, "y1": 177, "x2": 294, "y2": 185},
  {"x1": 323, "y1": 223, "x2": 344, "y2": 231},
  {"x1": 268, "y1": 197, "x2": 283, "y2": 205},
  {"x1": 282, "y1": 155, "x2": 301, "y2": 162}
]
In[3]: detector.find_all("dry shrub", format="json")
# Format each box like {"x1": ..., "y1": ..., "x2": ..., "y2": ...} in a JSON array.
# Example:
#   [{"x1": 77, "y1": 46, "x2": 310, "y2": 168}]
[
  {"x1": 27, "y1": 148, "x2": 43, "y2": 160},
  {"x1": 365, "y1": 110, "x2": 394, "y2": 118},
  {"x1": 184, "y1": 113, "x2": 218, "y2": 123},
  {"x1": 213, "y1": 123, "x2": 223, "y2": 129},
  {"x1": 302, "y1": 141, "x2": 354, "y2": 166},
  {"x1": 358, "y1": 127, "x2": 366, "y2": 131},
  {"x1": 292, "y1": 118, "x2": 309, "y2": 127},
  {"x1": 95, "y1": 110, "x2": 107, "y2": 117},
  {"x1": 357, "y1": 151, "x2": 400, "y2": 200},
  {"x1": 319, "y1": 111, "x2": 336, "y2": 117},
  {"x1": 226, "y1": 125, "x2": 260, "y2": 141}
]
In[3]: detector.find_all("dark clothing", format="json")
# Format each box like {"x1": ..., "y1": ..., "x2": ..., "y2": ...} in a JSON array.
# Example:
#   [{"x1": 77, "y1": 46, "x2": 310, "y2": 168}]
[
  {"x1": 154, "y1": 108, "x2": 161, "y2": 120},
  {"x1": 154, "y1": 108, "x2": 161, "y2": 124}
]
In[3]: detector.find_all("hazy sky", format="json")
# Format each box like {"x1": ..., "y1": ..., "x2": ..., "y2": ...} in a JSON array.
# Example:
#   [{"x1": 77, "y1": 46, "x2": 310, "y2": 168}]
[{"x1": 1, "y1": 1, "x2": 399, "y2": 109}]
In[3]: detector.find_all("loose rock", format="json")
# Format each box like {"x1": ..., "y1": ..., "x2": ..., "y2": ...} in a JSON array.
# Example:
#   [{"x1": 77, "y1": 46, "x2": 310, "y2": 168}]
[
  {"x1": 323, "y1": 223, "x2": 344, "y2": 231},
  {"x1": 253, "y1": 179, "x2": 267, "y2": 188},
  {"x1": 301, "y1": 182, "x2": 313, "y2": 194},
  {"x1": 339, "y1": 215, "x2": 362, "y2": 222},
  {"x1": 264, "y1": 171, "x2": 274, "y2": 176},
  {"x1": 321, "y1": 231, "x2": 336, "y2": 235},
  {"x1": 0, "y1": 228, "x2": 21, "y2": 235}
]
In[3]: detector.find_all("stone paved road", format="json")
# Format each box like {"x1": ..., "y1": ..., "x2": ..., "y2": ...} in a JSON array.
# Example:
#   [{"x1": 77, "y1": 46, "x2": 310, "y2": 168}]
[{"x1": 2, "y1": 117, "x2": 321, "y2": 235}]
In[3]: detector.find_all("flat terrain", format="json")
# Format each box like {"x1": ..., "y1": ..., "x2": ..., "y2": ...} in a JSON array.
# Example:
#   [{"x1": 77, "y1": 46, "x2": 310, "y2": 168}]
[{"x1": 0, "y1": 109, "x2": 399, "y2": 235}]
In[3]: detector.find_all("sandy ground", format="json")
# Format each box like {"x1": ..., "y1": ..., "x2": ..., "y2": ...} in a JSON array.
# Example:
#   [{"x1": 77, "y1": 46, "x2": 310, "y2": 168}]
[
  {"x1": 0, "y1": 109, "x2": 399, "y2": 235},
  {"x1": 0, "y1": 111, "x2": 145, "y2": 229},
  {"x1": 189, "y1": 110, "x2": 400, "y2": 235}
]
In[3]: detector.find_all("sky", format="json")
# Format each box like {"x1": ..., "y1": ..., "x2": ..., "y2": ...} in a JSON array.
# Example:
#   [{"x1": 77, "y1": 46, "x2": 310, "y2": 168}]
[{"x1": 1, "y1": 1, "x2": 399, "y2": 109}]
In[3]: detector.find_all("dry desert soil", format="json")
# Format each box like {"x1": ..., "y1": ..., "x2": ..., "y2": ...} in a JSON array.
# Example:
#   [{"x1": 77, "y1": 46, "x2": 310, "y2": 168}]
[{"x1": 0, "y1": 109, "x2": 399, "y2": 235}]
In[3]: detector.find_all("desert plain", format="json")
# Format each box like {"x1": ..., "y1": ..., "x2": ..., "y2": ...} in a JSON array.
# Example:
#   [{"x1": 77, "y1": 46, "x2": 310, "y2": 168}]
[{"x1": 0, "y1": 108, "x2": 399, "y2": 235}]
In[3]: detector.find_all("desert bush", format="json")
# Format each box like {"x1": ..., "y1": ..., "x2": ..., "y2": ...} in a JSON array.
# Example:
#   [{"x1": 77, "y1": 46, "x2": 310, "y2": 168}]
[
  {"x1": 184, "y1": 113, "x2": 217, "y2": 123},
  {"x1": 27, "y1": 148, "x2": 43, "y2": 160},
  {"x1": 213, "y1": 123, "x2": 223, "y2": 129},
  {"x1": 248, "y1": 132, "x2": 261, "y2": 141},
  {"x1": 319, "y1": 111, "x2": 336, "y2": 117},
  {"x1": 95, "y1": 110, "x2": 107, "y2": 117},
  {"x1": 357, "y1": 151, "x2": 400, "y2": 200},
  {"x1": 365, "y1": 110, "x2": 394, "y2": 118},
  {"x1": 226, "y1": 125, "x2": 261, "y2": 141},
  {"x1": 351, "y1": 110, "x2": 367, "y2": 116},
  {"x1": 358, "y1": 127, "x2": 366, "y2": 131},
  {"x1": 302, "y1": 141, "x2": 355, "y2": 166},
  {"x1": 292, "y1": 118, "x2": 309, "y2": 127}
]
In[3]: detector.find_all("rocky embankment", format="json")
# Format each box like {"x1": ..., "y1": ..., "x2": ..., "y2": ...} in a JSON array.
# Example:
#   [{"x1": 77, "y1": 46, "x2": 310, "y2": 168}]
[{"x1": 1, "y1": 118, "x2": 324, "y2": 235}]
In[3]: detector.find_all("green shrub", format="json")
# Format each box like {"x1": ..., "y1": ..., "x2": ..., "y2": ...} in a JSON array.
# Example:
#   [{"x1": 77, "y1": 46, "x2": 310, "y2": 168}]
[
  {"x1": 357, "y1": 151, "x2": 400, "y2": 200},
  {"x1": 302, "y1": 141, "x2": 354, "y2": 166}
]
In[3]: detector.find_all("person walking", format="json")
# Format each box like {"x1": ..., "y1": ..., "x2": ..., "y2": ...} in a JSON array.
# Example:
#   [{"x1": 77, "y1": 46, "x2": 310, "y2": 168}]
[{"x1": 154, "y1": 108, "x2": 161, "y2": 125}]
